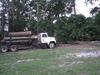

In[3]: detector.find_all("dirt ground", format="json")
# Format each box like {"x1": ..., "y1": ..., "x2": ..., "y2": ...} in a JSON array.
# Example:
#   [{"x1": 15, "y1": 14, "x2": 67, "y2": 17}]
[{"x1": 58, "y1": 41, "x2": 100, "y2": 49}]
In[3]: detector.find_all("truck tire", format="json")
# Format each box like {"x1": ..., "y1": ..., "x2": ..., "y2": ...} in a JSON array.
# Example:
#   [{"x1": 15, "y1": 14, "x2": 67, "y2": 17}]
[
  {"x1": 0, "y1": 45, "x2": 8, "y2": 53},
  {"x1": 49, "y1": 42, "x2": 55, "y2": 49},
  {"x1": 10, "y1": 45, "x2": 17, "y2": 52}
]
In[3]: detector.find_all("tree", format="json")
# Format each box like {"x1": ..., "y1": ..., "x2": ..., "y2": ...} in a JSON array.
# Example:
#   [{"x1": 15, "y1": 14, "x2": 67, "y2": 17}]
[
  {"x1": 67, "y1": 15, "x2": 86, "y2": 40},
  {"x1": 8, "y1": 0, "x2": 28, "y2": 32},
  {"x1": 85, "y1": 0, "x2": 99, "y2": 4},
  {"x1": 0, "y1": 0, "x2": 9, "y2": 37},
  {"x1": 55, "y1": 16, "x2": 70, "y2": 43},
  {"x1": 95, "y1": 12, "x2": 100, "y2": 24},
  {"x1": 90, "y1": 7, "x2": 100, "y2": 15}
]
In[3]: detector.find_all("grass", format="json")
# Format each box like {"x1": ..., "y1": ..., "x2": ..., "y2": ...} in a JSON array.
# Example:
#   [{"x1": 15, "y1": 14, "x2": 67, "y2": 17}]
[{"x1": 0, "y1": 47, "x2": 100, "y2": 75}]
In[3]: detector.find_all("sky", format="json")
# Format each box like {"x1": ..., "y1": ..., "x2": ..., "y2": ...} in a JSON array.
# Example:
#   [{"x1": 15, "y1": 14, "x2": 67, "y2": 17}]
[{"x1": 76, "y1": 0, "x2": 100, "y2": 17}]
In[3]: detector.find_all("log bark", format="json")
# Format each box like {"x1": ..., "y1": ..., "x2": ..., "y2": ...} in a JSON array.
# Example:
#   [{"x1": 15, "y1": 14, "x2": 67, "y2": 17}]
[{"x1": 9, "y1": 31, "x2": 32, "y2": 36}]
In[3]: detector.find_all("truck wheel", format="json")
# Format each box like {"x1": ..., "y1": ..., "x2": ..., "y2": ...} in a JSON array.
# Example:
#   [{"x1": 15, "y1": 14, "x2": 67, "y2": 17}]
[
  {"x1": 49, "y1": 42, "x2": 55, "y2": 49},
  {"x1": 0, "y1": 45, "x2": 8, "y2": 53},
  {"x1": 10, "y1": 45, "x2": 17, "y2": 52}
]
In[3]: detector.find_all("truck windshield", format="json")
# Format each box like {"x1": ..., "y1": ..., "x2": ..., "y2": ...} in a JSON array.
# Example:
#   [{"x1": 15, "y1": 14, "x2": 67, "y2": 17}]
[{"x1": 42, "y1": 34, "x2": 47, "y2": 37}]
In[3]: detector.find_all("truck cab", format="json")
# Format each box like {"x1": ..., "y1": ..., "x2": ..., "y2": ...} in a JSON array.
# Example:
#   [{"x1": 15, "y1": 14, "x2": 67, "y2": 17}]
[{"x1": 37, "y1": 33, "x2": 56, "y2": 48}]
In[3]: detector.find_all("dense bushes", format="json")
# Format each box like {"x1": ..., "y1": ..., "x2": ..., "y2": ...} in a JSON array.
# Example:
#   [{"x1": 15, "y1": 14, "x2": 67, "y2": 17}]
[{"x1": 54, "y1": 14, "x2": 100, "y2": 43}]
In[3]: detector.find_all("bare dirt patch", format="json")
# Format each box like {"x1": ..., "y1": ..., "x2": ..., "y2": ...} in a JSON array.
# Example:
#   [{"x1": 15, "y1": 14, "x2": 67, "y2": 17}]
[
  {"x1": 59, "y1": 51, "x2": 100, "y2": 59},
  {"x1": 59, "y1": 41, "x2": 100, "y2": 49},
  {"x1": 17, "y1": 58, "x2": 41, "y2": 63},
  {"x1": 58, "y1": 61, "x2": 84, "y2": 68},
  {"x1": 57, "y1": 42, "x2": 100, "y2": 68},
  {"x1": 76, "y1": 51, "x2": 100, "y2": 58}
]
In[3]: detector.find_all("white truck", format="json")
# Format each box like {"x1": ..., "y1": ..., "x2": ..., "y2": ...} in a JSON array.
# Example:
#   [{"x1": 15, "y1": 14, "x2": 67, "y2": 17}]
[{"x1": 0, "y1": 31, "x2": 56, "y2": 52}]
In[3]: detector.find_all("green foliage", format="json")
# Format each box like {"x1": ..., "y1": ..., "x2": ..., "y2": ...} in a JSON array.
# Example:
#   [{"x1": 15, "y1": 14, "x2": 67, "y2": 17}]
[
  {"x1": 55, "y1": 14, "x2": 100, "y2": 43},
  {"x1": 28, "y1": 20, "x2": 37, "y2": 34},
  {"x1": 47, "y1": 0, "x2": 65, "y2": 18},
  {"x1": 12, "y1": 17, "x2": 27, "y2": 32},
  {"x1": 94, "y1": 13, "x2": 100, "y2": 40},
  {"x1": 95, "y1": 13, "x2": 100, "y2": 25},
  {"x1": 39, "y1": 20, "x2": 54, "y2": 35},
  {"x1": 67, "y1": 15, "x2": 86, "y2": 40},
  {"x1": 9, "y1": 0, "x2": 27, "y2": 32},
  {"x1": 55, "y1": 17, "x2": 70, "y2": 43}
]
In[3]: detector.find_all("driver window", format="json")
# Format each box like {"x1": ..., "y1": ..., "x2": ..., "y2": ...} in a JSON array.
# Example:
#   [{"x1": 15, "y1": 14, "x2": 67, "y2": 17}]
[{"x1": 42, "y1": 34, "x2": 47, "y2": 37}]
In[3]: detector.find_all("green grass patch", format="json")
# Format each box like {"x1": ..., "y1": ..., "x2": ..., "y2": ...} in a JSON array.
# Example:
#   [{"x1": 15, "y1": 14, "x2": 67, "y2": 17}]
[{"x1": 0, "y1": 47, "x2": 100, "y2": 75}]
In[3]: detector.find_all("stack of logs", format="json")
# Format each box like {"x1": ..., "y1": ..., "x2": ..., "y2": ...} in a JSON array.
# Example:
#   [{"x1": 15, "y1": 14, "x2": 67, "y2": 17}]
[{"x1": 3, "y1": 31, "x2": 37, "y2": 40}]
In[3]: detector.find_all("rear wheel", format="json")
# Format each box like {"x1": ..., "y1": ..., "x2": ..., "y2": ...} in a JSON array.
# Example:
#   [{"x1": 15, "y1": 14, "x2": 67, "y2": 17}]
[
  {"x1": 0, "y1": 45, "x2": 8, "y2": 53},
  {"x1": 10, "y1": 45, "x2": 17, "y2": 52},
  {"x1": 49, "y1": 42, "x2": 55, "y2": 49}
]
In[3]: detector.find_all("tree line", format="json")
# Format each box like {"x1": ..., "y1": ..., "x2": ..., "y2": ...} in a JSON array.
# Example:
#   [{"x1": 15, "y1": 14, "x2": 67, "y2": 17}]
[{"x1": 0, "y1": 0, "x2": 100, "y2": 43}]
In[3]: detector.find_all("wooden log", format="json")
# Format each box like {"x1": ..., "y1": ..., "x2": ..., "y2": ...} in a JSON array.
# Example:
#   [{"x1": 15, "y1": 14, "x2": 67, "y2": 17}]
[
  {"x1": 4, "y1": 37, "x2": 30, "y2": 40},
  {"x1": 9, "y1": 31, "x2": 32, "y2": 36},
  {"x1": 4, "y1": 36, "x2": 37, "y2": 40}
]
